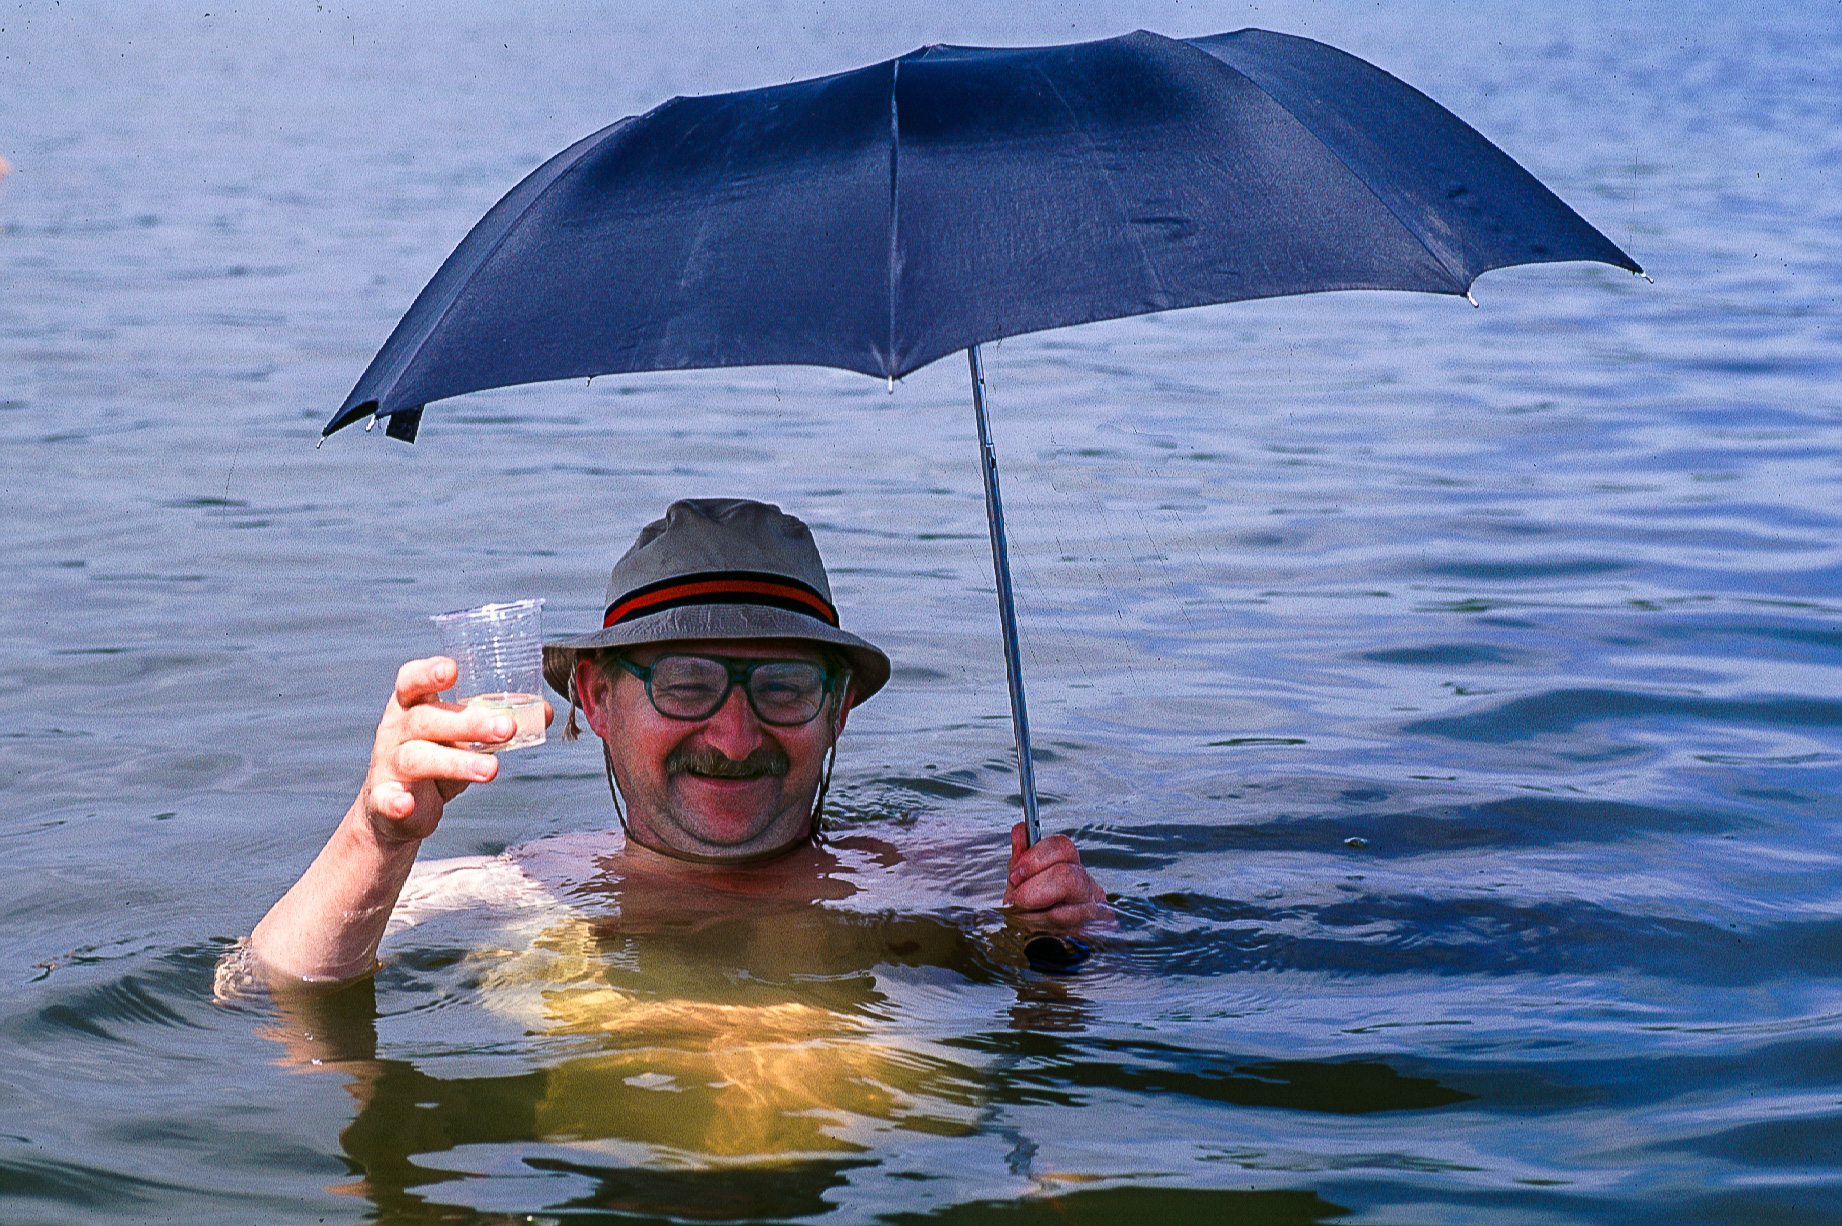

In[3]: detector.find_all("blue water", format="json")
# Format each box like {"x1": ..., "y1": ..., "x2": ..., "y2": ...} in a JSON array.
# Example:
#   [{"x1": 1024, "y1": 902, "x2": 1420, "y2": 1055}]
[{"x1": 4, "y1": 1, "x2": 1841, "y2": 1222}]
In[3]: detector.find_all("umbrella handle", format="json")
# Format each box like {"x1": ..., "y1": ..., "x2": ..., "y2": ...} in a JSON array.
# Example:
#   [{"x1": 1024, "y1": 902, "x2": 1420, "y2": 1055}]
[{"x1": 968, "y1": 345, "x2": 1042, "y2": 847}]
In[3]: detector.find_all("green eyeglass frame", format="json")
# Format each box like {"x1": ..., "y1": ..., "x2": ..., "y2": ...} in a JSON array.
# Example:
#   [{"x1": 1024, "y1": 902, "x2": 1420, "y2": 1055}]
[{"x1": 611, "y1": 653, "x2": 839, "y2": 726}]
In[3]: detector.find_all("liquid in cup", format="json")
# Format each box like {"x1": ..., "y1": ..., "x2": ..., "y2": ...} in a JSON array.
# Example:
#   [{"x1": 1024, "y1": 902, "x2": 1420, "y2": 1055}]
[
  {"x1": 430, "y1": 599, "x2": 546, "y2": 752},
  {"x1": 461, "y1": 692, "x2": 547, "y2": 752}
]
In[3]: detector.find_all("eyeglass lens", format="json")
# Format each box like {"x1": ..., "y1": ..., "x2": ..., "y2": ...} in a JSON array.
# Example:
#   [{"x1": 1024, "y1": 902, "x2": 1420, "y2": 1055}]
[{"x1": 646, "y1": 655, "x2": 828, "y2": 725}]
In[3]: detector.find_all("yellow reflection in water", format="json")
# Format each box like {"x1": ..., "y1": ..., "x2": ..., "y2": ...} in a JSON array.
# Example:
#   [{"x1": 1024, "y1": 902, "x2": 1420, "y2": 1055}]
[{"x1": 467, "y1": 908, "x2": 987, "y2": 1159}]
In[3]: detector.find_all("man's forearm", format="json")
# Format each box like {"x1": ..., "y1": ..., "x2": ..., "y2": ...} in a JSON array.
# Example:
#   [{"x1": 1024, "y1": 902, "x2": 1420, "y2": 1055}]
[{"x1": 248, "y1": 806, "x2": 423, "y2": 984}]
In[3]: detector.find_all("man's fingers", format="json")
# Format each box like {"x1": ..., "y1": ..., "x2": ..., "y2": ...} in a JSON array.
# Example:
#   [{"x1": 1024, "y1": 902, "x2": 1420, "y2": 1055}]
[
  {"x1": 397, "y1": 701, "x2": 516, "y2": 748},
  {"x1": 1002, "y1": 829, "x2": 1104, "y2": 923},
  {"x1": 390, "y1": 739, "x2": 499, "y2": 786},
  {"x1": 393, "y1": 656, "x2": 460, "y2": 710},
  {"x1": 1008, "y1": 832, "x2": 1080, "y2": 887},
  {"x1": 1004, "y1": 861, "x2": 1103, "y2": 913}
]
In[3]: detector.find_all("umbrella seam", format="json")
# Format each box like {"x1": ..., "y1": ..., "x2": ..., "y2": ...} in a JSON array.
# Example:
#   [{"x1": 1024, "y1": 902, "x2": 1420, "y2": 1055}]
[
  {"x1": 888, "y1": 58, "x2": 900, "y2": 375},
  {"x1": 1185, "y1": 39, "x2": 1471, "y2": 294},
  {"x1": 1031, "y1": 61, "x2": 1172, "y2": 310}
]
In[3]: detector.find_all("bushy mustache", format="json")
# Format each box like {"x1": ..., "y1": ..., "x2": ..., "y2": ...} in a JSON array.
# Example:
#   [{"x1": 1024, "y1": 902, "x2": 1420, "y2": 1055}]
[{"x1": 665, "y1": 743, "x2": 790, "y2": 779}]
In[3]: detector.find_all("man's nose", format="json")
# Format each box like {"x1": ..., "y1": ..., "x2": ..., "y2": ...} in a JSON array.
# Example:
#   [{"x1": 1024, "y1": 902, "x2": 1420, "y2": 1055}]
[{"x1": 698, "y1": 682, "x2": 766, "y2": 758}]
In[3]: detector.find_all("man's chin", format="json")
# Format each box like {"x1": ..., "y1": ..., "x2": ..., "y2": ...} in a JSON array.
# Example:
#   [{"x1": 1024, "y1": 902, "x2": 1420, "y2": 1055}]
[{"x1": 667, "y1": 774, "x2": 789, "y2": 847}]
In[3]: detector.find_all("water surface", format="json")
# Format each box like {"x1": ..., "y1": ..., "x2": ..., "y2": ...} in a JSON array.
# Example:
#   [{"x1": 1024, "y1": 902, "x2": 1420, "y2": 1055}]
[{"x1": 3, "y1": 2, "x2": 1840, "y2": 1222}]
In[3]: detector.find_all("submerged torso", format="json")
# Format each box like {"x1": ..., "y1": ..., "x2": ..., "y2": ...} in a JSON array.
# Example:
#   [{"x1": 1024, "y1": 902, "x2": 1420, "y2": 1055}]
[{"x1": 327, "y1": 827, "x2": 1035, "y2": 1166}]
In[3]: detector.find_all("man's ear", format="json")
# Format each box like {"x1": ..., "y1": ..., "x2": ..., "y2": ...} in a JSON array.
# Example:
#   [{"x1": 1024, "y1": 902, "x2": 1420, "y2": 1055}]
[{"x1": 575, "y1": 658, "x2": 615, "y2": 738}]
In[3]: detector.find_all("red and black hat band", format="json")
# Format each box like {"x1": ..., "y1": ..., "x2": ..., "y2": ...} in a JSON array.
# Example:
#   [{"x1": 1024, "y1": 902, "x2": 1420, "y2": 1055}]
[{"x1": 603, "y1": 571, "x2": 839, "y2": 629}]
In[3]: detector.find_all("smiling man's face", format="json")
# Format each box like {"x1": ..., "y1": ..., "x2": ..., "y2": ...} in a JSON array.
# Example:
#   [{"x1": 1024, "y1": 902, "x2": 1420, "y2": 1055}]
[{"x1": 576, "y1": 639, "x2": 851, "y2": 862}]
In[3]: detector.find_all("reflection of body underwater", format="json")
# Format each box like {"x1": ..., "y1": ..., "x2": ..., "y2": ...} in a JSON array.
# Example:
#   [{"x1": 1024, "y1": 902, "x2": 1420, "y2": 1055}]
[
  {"x1": 489, "y1": 858, "x2": 990, "y2": 1158},
  {"x1": 506, "y1": 917, "x2": 987, "y2": 1158},
  {"x1": 287, "y1": 831, "x2": 1041, "y2": 1201}
]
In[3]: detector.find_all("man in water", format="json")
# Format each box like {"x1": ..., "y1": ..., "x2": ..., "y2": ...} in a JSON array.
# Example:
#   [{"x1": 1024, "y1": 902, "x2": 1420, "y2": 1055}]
[{"x1": 245, "y1": 498, "x2": 1106, "y2": 985}]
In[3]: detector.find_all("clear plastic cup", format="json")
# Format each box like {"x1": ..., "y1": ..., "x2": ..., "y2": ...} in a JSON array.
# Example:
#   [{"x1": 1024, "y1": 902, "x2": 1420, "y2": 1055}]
[{"x1": 430, "y1": 599, "x2": 546, "y2": 752}]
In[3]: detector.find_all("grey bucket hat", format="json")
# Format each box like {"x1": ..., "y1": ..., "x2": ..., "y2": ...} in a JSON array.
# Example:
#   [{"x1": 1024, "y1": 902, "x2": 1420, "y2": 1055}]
[{"x1": 542, "y1": 498, "x2": 890, "y2": 704}]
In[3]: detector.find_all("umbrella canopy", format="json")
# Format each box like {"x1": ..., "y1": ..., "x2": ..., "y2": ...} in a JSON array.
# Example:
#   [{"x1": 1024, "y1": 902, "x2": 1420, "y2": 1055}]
[{"x1": 323, "y1": 27, "x2": 1638, "y2": 442}]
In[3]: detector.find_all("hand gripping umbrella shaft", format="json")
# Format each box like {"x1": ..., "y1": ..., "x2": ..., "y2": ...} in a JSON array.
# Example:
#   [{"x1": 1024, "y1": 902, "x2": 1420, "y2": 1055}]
[{"x1": 973, "y1": 344, "x2": 1086, "y2": 970}]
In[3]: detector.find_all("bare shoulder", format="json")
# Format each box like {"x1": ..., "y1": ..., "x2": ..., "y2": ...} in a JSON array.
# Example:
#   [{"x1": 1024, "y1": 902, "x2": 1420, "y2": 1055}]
[
  {"x1": 388, "y1": 851, "x2": 556, "y2": 933},
  {"x1": 504, "y1": 828, "x2": 628, "y2": 889}
]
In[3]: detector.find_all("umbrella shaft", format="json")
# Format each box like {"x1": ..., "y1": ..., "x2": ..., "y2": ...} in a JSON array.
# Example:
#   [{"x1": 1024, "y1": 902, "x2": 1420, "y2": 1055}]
[{"x1": 968, "y1": 345, "x2": 1041, "y2": 846}]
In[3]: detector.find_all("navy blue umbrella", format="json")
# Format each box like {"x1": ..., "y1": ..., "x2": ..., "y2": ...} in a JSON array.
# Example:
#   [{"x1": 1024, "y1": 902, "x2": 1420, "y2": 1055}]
[{"x1": 325, "y1": 28, "x2": 1641, "y2": 842}]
